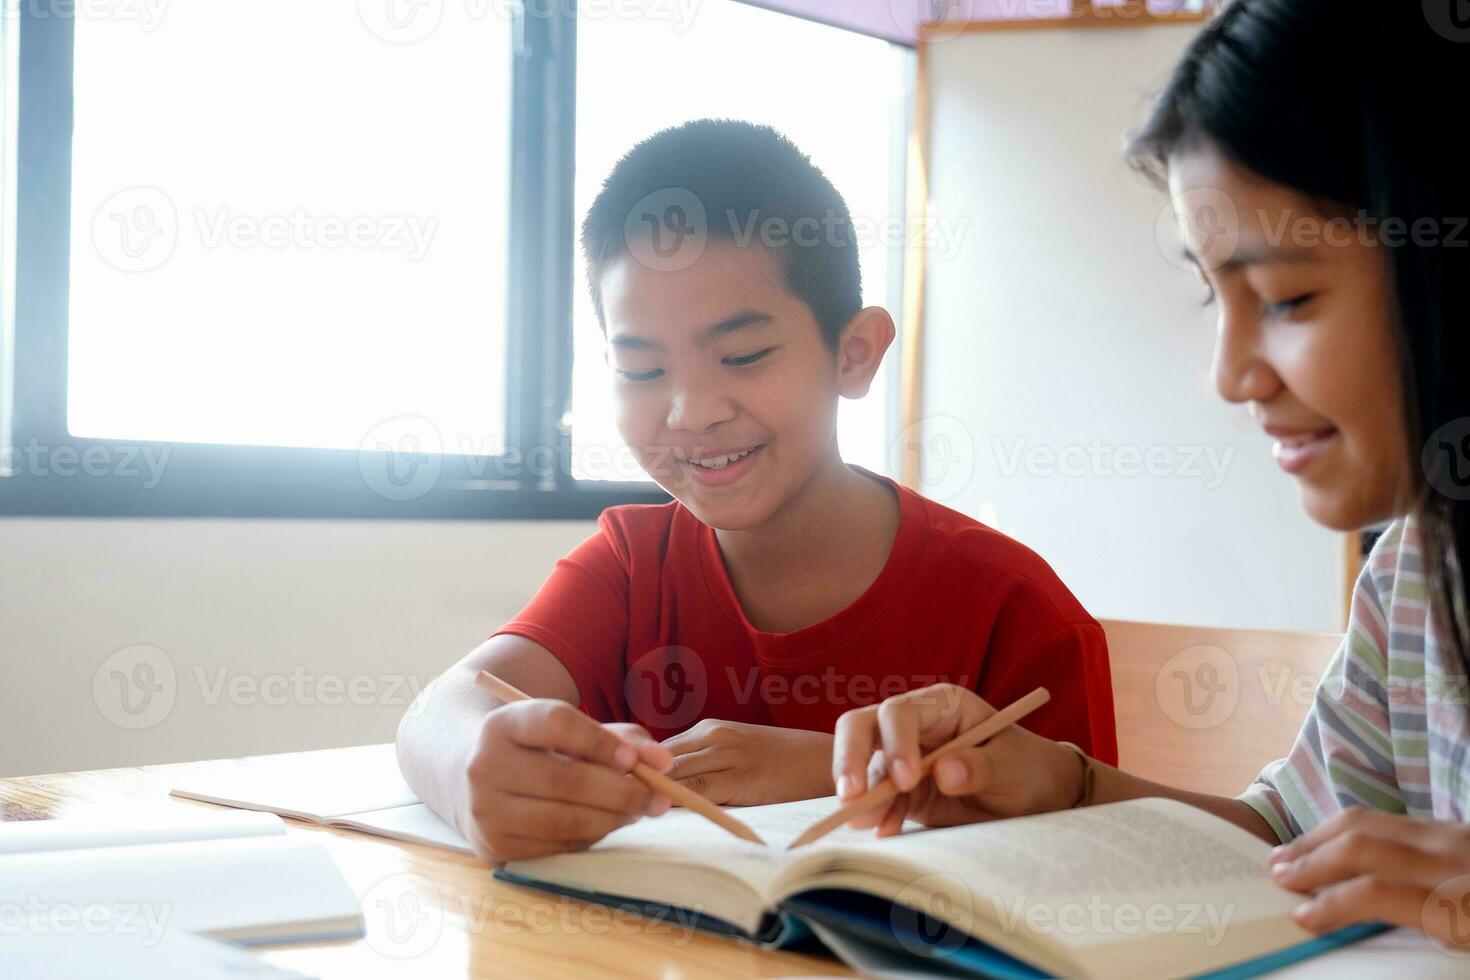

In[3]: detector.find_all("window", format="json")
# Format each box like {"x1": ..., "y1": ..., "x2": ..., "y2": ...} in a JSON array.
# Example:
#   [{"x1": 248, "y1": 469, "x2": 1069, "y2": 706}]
[
  {"x1": 68, "y1": 4, "x2": 512, "y2": 455},
  {"x1": 1, "y1": 1, "x2": 913, "y2": 517},
  {"x1": 572, "y1": 2, "x2": 912, "y2": 481}
]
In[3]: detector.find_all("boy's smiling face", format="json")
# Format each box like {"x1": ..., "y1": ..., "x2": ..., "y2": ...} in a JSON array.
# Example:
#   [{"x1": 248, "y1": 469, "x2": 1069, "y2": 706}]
[{"x1": 600, "y1": 242, "x2": 859, "y2": 530}]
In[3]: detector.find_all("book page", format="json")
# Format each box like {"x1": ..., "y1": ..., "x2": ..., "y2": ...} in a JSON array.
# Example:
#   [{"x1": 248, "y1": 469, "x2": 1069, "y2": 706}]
[
  {"x1": 170, "y1": 743, "x2": 419, "y2": 819},
  {"x1": 336, "y1": 802, "x2": 473, "y2": 854},
  {"x1": 782, "y1": 798, "x2": 1309, "y2": 968},
  {"x1": 501, "y1": 796, "x2": 895, "y2": 934}
]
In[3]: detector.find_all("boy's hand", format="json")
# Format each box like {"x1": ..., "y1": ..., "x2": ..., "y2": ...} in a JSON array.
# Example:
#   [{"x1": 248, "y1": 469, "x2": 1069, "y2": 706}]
[
  {"x1": 459, "y1": 699, "x2": 674, "y2": 864},
  {"x1": 662, "y1": 720, "x2": 834, "y2": 806},
  {"x1": 832, "y1": 683, "x2": 1083, "y2": 835},
  {"x1": 1268, "y1": 808, "x2": 1470, "y2": 949}
]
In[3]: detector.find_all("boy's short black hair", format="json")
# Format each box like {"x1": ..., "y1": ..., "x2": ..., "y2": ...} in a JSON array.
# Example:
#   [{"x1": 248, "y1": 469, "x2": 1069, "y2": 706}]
[{"x1": 581, "y1": 119, "x2": 862, "y2": 350}]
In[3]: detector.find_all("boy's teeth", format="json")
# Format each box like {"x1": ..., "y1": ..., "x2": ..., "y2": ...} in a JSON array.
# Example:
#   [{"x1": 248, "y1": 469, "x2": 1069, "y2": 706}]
[{"x1": 692, "y1": 448, "x2": 754, "y2": 469}]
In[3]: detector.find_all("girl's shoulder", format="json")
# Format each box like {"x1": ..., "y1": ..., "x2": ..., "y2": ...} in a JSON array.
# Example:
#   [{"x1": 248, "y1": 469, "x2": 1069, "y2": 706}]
[{"x1": 1360, "y1": 517, "x2": 1424, "y2": 611}]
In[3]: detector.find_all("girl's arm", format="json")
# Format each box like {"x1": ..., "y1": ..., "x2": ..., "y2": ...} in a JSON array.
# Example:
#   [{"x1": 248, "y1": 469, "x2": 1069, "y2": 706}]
[{"x1": 830, "y1": 683, "x2": 1277, "y2": 842}]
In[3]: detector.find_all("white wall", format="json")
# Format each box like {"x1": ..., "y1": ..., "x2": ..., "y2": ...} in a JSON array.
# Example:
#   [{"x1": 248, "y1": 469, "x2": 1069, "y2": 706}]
[
  {"x1": 919, "y1": 24, "x2": 1345, "y2": 633},
  {"x1": 0, "y1": 519, "x2": 594, "y2": 777}
]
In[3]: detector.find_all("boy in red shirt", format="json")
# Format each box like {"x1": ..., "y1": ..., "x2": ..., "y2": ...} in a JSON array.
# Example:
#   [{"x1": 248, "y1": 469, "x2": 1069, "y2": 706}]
[{"x1": 398, "y1": 120, "x2": 1115, "y2": 862}]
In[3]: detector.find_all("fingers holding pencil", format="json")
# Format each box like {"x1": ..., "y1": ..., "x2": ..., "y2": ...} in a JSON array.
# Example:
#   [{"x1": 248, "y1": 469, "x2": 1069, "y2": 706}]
[
  {"x1": 460, "y1": 672, "x2": 680, "y2": 863},
  {"x1": 831, "y1": 684, "x2": 1083, "y2": 836},
  {"x1": 473, "y1": 671, "x2": 766, "y2": 847}
]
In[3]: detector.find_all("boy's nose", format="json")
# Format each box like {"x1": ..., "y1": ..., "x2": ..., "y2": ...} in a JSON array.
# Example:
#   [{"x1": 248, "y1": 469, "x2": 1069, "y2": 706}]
[{"x1": 665, "y1": 384, "x2": 737, "y2": 433}]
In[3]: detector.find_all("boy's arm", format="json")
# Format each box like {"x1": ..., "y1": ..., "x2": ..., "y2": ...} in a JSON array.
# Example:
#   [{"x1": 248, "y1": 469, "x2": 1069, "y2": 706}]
[
  {"x1": 395, "y1": 633, "x2": 579, "y2": 821},
  {"x1": 396, "y1": 635, "x2": 673, "y2": 862}
]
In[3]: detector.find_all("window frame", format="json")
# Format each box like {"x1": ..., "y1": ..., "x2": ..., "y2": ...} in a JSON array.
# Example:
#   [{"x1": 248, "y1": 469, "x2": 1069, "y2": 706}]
[{"x1": 0, "y1": 3, "x2": 910, "y2": 520}]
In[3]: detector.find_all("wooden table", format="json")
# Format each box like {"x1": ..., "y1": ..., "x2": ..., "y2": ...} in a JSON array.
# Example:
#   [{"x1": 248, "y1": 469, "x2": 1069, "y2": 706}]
[{"x1": 0, "y1": 748, "x2": 855, "y2": 980}]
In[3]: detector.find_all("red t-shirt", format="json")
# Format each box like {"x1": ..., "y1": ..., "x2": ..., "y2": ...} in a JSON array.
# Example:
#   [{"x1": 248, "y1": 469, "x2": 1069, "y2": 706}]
[{"x1": 495, "y1": 474, "x2": 1118, "y2": 763}]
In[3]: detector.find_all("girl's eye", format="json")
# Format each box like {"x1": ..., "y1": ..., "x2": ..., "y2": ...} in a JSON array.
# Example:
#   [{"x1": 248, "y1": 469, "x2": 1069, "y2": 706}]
[
  {"x1": 723, "y1": 348, "x2": 774, "y2": 368},
  {"x1": 1201, "y1": 288, "x2": 1217, "y2": 308},
  {"x1": 617, "y1": 368, "x2": 664, "y2": 382},
  {"x1": 1263, "y1": 294, "x2": 1315, "y2": 318}
]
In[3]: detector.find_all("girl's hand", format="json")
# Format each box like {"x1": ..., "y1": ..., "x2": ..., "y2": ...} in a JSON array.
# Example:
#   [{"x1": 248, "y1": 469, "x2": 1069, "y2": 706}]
[
  {"x1": 1269, "y1": 807, "x2": 1470, "y2": 951},
  {"x1": 831, "y1": 683, "x2": 1084, "y2": 834},
  {"x1": 662, "y1": 720, "x2": 834, "y2": 805}
]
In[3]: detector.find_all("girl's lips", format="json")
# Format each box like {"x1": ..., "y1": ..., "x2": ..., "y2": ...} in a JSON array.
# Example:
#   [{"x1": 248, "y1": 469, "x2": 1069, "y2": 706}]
[
  {"x1": 1271, "y1": 428, "x2": 1338, "y2": 475},
  {"x1": 684, "y1": 445, "x2": 764, "y2": 488}
]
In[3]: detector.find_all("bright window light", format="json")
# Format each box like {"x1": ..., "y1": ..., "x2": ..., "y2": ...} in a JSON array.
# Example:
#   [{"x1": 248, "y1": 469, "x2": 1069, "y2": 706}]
[{"x1": 68, "y1": 3, "x2": 512, "y2": 454}]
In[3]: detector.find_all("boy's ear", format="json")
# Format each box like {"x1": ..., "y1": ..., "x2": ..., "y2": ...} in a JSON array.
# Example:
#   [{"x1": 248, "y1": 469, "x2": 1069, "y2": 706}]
[{"x1": 835, "y1": 307, "x2": 897, "y2": 399}]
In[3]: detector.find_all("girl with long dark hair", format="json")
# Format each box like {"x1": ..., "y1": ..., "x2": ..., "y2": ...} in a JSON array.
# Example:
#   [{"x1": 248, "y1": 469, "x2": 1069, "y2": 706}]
[{"x1": 831, "y1": 0, "x2": 1470, "y2": 947}]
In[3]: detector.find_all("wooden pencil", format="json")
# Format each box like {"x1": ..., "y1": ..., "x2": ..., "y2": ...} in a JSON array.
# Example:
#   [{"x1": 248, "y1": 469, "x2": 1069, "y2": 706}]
[{"x1": 787, "y1": 687, "x2": 1051, "y2": 849}]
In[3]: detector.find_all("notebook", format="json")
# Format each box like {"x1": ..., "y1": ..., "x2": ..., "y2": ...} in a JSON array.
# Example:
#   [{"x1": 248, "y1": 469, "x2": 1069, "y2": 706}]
[
  {"x1": 495, "y1": 795, "x2": 1383, "y2": 980},
  {"x1": 170, "y1": 743, "x2": 472, "y2": 854},
  {"x1": 0, "y1": 810, "x2": 364, "y2": 946}
]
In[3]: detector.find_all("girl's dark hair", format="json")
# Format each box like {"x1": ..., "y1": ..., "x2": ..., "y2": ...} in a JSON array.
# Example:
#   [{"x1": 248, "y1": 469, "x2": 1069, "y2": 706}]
[{"x1": 1127, "y1": 0, "x2": 1470, "y2": 673}]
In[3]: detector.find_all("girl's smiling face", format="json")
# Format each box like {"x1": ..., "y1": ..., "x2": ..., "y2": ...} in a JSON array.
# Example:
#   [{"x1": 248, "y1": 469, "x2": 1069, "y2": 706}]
[{"x1": 1169, "y1": 145, "x2": 1413, "y2": 531}]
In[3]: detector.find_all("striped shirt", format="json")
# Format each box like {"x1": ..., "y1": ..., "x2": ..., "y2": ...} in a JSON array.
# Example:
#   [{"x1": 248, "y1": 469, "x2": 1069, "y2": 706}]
[{"x1": 1240, "y1": 517, "x2": 1470, "y2": 842}]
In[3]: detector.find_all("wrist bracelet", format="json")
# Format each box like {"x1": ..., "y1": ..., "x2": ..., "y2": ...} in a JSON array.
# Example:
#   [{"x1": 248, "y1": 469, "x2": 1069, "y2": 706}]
[{"x1": 1055, "y1": 741, "x2": 1095, "y2": 809}]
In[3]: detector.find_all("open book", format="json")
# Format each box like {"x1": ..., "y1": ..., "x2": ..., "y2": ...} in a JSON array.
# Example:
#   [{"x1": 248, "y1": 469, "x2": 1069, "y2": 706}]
[
  {"x1": 496, "y1": 796, "x2": 1380, "y2": 980},
  {"x1": 170, "y1": 743, "x2": 472, "y2": 854},
  {"x1": 0, "y1": 810, "x2": 363, "y2": 946},
  {"x1": 169, "y1": 747, "x2": 1379, "y2": 977}
]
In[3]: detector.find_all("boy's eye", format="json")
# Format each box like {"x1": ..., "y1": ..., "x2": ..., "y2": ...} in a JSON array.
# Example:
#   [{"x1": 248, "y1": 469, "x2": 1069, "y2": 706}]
[
  {"x1": 1263, "y1": 294, "x2": 1315, "y2": 319},
  {"x1": 723, "y1": 348, "x2": 775, "y2": 368},
  {"x1": 617, "y1": 368, "x2": 664, "y2": 382}
]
